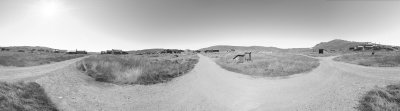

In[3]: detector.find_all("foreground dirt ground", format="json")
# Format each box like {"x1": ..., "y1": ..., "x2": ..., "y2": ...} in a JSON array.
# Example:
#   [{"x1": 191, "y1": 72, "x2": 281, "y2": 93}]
[{"x1": 1, "y1": 54, "x2": 400, "y2": 111}]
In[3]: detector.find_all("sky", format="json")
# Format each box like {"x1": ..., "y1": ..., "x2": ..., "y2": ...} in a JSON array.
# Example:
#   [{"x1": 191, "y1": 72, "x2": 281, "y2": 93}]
[{"x1": 0, "y1": 0, "x2": 400, "y2": 52}]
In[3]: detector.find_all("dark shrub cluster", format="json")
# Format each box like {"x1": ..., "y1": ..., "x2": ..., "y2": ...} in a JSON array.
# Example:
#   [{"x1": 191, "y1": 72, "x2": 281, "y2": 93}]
[
  {"x1": 357, "y1": 84, "x2": 400, "y2": 111},
  {"x1": 0, "y1": 82, "x2": 58, "y2": 111}
]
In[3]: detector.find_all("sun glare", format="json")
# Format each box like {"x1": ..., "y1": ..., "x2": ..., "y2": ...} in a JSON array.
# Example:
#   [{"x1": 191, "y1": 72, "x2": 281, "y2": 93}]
[{"x1": 36, "y1": 0, "x2": 65, "y2": 18}]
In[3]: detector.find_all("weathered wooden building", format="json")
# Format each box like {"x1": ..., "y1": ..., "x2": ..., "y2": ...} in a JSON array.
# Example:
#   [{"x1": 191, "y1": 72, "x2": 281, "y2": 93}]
[
  {"x1": 233, "y1": 52, "x2": 252, "y2": 63},
  {"x1": 204, "y1": 49, "x2": 219, "y2": 53}
]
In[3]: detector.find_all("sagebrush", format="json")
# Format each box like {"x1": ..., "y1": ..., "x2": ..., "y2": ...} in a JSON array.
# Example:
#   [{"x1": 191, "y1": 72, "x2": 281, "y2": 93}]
[
  {"x1": 334, "y1": 52, "x2": 400, "y2": 67},
  {"x1": 357, "y1": 84, "x2": 400, "y2": 111},
  {"x1": 0, "y1": 82, "x2": 58, "y2": 111},
  {"x1": 77, "y1": 54, "x2": 199, "y2": 85},
  {"x1": 205, "y1": 52, "x2": 320, "y2": 77}
]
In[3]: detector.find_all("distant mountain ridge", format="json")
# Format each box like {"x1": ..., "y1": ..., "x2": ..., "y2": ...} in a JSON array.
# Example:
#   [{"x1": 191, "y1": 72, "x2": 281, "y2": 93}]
[
  {"x1": 2, "y1": 39, "x2": 397, "y2": 53},
  {"x1": 199, "y1": 39, "x2": 399, "y2": 53},
  {"x1": 0, "y1": 46, "x2": 56, "y2": 51}
]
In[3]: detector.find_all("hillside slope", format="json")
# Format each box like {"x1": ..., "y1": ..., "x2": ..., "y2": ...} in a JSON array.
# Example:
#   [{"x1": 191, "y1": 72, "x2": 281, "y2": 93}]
[
  {"x1": 0, "y1": 46, "x2": 55, "y2": 51},
  {"x1": 312, "y1": 39, "x2": 363, "y2": 51}
]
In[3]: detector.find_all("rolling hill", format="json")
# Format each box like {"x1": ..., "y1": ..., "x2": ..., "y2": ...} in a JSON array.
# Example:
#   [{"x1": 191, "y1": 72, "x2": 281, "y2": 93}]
[
  {"x1": 0, "y1": 46, "x2": 58, "y2": 52},
  {"x1": 313, "y1": 39, "x2": 399, "y2": 52},
  {"x1": 199, "y1": 39, "x2": 399, "y2": 53},
  {"x1": 312, "y1": 39, "x2": 364, "y2": 51}
]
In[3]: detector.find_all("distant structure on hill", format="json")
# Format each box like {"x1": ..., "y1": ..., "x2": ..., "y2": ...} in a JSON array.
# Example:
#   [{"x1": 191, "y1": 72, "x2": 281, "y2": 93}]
[
  {"x1": 233, "y1": 52, "x2": 252, "y2": 63},
  {"x1": 319, "y1": 49, "x2": 324, "y2": 54},
  {"x1": 67, "y1": 49, "x2": 87, "y2": 54},
  {"x1": 348, "y1": 42, "x2": 397, "y2": 51},
  {"x1": 204, "y1": 49, "x2": 219, "y2": 53},
  {"x1": 131, "y1": 49, "x2": 185, "y2": 55},
  {"x1": 0, "y1": 48, "x2": 10, "y2": 51},
  {"x1": 0, "y1": 46, "x2": 68, "y2": 54},
  {"x1": 313, "y1": 39, "x2": 399, "y2": 52},
  {"x1": 160, "y1": 49, "x2": 184, "y2": 54},
  {"x1": 53, "y1": 49, "x2": 67, "y2": 53},
  {"x1": 101, "y1": 49, "x2": 128, "y2": 55}
]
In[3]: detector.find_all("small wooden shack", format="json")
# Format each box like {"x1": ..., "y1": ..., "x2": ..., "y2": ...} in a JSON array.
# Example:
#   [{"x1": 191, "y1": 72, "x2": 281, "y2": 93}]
[
  {"x1": 205, "y1": 49, "x2": 219, "y2": 53},
  {"x1": 67, "y1": 49, "x2": 87, "y2": 54},
  {"x1": 244, "y1": 52, "x2": 251, "y2": 61},
  {"x1": 233, "y1": 55, "x2": 245, "y2": 63},
  {"x1": 0, "y1": 48, "x2": 10, "y2": 51},
  {"x1": 233, "y1": 52, "x2": 252, "y2": 63},
  {"x1": 319, "y1": 49, "x2": 324, "y2": 54}
]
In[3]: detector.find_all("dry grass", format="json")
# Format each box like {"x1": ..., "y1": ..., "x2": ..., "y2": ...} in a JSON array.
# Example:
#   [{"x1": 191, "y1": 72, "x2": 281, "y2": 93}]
[
  {"x1": 77, "y1": 54, "x2": 199, "y2": 85},
  {"x1": 0, "y1": 82, "x2": 58, "y2": 111},
  {"x1": 0, "y1": 52, "x2": 86, "y2": 67},
  {"x1": 205, "y1": 52, "x2": 320, "y2": 77},
  {"x1": 357, "y1": 84, "x2": 400, "y2": 111},
  {"x1": 303, "y1": 51, "x2": 342, "y2": 57},
  {"x1": 334, "y1": 52, "x2": 400, "y2": 67}
]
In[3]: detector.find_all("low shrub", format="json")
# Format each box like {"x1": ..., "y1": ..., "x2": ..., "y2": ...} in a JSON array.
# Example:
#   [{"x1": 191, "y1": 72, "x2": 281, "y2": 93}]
[
  {"x1": 357, "y1": 84, "x2": 400, "y2": 111},
  {"x1": 207, "y1": 52, "x2": 320, "y2": 77},
  {"x1": 77, "y1": 54, "x2": 199, "y2": 85},
  {"x1": 334, "y1": 52, "x2": 400, "y2": 67},
  {"x1": 304, "y1": 52, "x2": 341, "y2": 57},
  {"x1": 0, "y1": 82, "x2": 58, "y2": 111}
]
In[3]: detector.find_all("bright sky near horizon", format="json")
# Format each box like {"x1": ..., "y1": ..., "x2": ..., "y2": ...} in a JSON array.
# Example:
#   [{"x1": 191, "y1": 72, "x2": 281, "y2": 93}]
[{"x1": 0, "y1": 0, "x2": 400, "y2": 52}]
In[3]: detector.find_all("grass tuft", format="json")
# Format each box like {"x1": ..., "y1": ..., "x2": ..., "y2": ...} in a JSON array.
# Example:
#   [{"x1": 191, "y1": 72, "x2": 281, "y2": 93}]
[
  {"x1": 357, "y1": 84, "x2": 400, "y2": 111},
  {"x1": 334, "y1": 52, "x2": 400, "y2": 67},
  {"x1": 204, "y1": 52, "x2": 320, "y2": 77},
  {"x1": 77, "y1": 54, "x2": 199, "y2": 85},
  {"x1": 0, "y1": 82, "x2": 58, "y2": 111}
]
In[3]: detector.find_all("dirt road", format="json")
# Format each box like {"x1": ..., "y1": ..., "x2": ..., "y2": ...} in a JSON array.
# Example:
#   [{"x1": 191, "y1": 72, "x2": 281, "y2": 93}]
[
  {"x1": 0, "y1": 56, "x2": 87, "y2": 82},
  {"x1": 1, "y1": 54, "x2": 399, "y2": 111}
]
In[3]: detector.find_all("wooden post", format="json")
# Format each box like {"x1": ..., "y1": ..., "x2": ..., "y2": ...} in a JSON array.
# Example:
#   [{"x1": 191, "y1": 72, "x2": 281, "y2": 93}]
[{"x1": 249, "y1": 52, "x2": 251, "y2": 61}]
